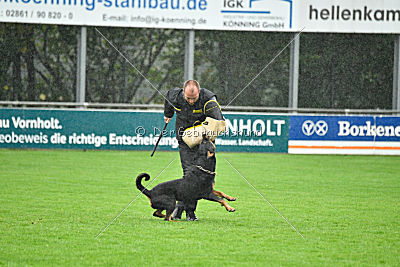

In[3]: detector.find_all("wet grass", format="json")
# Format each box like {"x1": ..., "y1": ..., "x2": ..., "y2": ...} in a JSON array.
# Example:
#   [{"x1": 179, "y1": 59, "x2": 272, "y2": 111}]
[{"x1": 0, "y1": 149, "x2": 399, "y2": 265}]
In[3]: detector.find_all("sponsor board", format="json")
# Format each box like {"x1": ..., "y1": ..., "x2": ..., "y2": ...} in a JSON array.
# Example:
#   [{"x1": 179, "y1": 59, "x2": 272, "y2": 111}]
[
  {"x1": 1, "y1": 0, "x2": 399, "y2": 33},
  {"x1": 0, "y1": 108, "x2": 179, "y2": 150},
  {"x1": 0, "y1": 0, "x2": 293, "y2": 32},
  {"x1": 289, "y1": 115, "x2": 400, "y2": 155},
  {"x1": 217, "y1": 112, "x2": 288, "y2": 153},
  {"x1": 298, "y1": 0, "x2": 400, "y2": 34},
  {"x1": 0, "y1": 108, "x2": 289, "y2": 153}
]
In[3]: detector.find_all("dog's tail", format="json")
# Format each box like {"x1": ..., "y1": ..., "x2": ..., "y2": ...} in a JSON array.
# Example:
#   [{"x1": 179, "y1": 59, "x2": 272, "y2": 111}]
[{"x1": 136, "y1": 173, "x2": 151, "y2": 198}]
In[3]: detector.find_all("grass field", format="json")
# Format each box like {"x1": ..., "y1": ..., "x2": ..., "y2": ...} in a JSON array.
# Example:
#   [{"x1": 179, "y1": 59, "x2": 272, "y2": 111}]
[{"x1": 0, "y1": 149, "x2": 399, "y2": 266}]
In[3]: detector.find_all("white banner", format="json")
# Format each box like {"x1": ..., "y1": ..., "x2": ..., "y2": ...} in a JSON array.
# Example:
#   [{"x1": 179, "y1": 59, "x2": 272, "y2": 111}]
[
  {"x1": 0, "y1": 0, "x2": 294, "y2": 32},
  {"x1": 298, "y1": 0, "x2": 400, "y2": 34},
  {"x1": 0, "y1": 0, "x2": 399, "y2": 33}
]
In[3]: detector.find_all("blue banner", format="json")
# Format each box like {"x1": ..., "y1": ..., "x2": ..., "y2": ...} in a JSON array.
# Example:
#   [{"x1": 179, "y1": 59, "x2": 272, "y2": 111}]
[{"x1": 290, "y1": 115, "x2": 400, "y2": 142}]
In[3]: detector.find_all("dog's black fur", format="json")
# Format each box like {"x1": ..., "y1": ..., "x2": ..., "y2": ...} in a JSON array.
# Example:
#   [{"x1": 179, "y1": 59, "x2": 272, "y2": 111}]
[{"x1": 136, "y1": 136, "x2": 235, "y2": 221}]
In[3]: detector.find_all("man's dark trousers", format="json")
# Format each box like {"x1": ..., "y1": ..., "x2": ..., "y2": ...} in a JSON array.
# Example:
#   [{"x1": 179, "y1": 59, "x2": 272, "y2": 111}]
[
  {"x1": 173, "y1": 141, "x2": 199, "y2": 219},
  {"x1": 179, "y1": 141, "x2": 199, "y2": 176}
]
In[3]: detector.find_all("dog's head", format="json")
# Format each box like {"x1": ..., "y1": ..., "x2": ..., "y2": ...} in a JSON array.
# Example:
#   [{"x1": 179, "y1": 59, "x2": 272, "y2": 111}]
[
  {"x1": 192, "y1": 134, "x2": 217, "y2": 174},
  {"x1": 198, "y1": 134, "x2": 216, "y2": 159}
]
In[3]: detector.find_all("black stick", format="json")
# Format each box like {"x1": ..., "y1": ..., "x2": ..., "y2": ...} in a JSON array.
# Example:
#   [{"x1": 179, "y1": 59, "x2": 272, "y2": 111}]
[{"x1": 151, "y1": 122, "x2": 168, "y2": 157}]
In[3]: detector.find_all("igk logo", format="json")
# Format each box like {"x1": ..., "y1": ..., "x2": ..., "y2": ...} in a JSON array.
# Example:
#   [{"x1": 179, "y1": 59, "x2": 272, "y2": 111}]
[
  {"x1": 223, "y1": 0, "x2": 263, "y2": 8},
  {"x1": 221, "y1": 0, "x2": 293, "y2": 29},
  {"x1": 302, "y1": 120, "x2": 328, "y2": 136}
]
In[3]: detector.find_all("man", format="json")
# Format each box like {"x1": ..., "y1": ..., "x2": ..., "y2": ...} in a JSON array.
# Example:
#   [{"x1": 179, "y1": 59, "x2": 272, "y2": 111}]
[{"x1": 164, "y1": 80, "x2": 224, "y2": 221}]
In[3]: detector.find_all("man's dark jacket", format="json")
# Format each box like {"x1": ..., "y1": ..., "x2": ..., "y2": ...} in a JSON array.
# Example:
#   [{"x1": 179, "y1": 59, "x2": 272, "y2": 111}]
[{"x1": 164, "y1": 87, "x2": 223, "y2": 142}]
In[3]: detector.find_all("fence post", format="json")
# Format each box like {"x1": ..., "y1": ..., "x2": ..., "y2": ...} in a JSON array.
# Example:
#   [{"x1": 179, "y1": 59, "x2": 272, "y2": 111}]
[
  {"x1": 289, "y1": 32, "x2": 300, "y2": 112},
  {"x1": 184, "y1": 30, "x2": 195, "y2": 81},
  {"x1": 393, "y1": 35, "x2": 400, "y2": 111},
  {"x1": 76, "y1": 26, "x2": 87, "y2": 107}
]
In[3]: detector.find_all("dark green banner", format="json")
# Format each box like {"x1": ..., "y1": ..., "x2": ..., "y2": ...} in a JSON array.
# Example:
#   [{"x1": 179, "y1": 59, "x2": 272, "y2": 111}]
[
  {"x1": 217, "y1": 112, "x2": 288, "y2": 153},
  {"x1": 0, "y1": 108, "x2": 288, "y2": 153}
]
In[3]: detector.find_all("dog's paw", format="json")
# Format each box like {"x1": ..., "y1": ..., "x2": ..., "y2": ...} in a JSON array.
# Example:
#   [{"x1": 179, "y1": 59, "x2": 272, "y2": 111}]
[
  {"x1": 226, "y1": 207, "x2": 236, "y2": 212},
  {"x1": 186, "y1": 215, "x2": 199, "y2": 221},
  {"x1": 153, "y1": 210, "x2": 165, "y2": 218},
  {"x1": 227, "y1": 197, "x2": 237, "y2": 202}
]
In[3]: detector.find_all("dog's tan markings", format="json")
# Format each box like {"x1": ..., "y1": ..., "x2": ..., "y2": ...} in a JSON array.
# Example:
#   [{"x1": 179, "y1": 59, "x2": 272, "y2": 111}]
[
  {"x1": 220, "y1": 200, "x2": 236, "y2": 212},
  {"x1": 146, "y1": 196, "x2": 152, "y2": 206},
  {"x1": 153, "y1": 210, "x2": 165, "y2": 218},
  {"x1": 169, "y1": 217, "x2": 181, "y2": 222},
  {"x1": 207, "y1": 151, "x2": 214, "y2": 158},
  {"x1": 212, "y1": 182, "x2": 237, "y2": 201},
  {"x1": 213, "y1": 189, "x2": 237, "y2": 201},
  {"x1": 211, "y1": 140, "x2": 216, "y2": 150}
]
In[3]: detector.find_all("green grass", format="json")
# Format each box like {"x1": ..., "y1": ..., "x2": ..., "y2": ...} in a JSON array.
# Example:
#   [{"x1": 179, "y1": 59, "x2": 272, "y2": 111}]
[{"x1": 0, "y1": 149, "x2": 399, "y2": 266}]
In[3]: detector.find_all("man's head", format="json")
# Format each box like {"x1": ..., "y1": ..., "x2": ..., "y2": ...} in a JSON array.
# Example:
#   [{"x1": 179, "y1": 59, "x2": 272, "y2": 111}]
[{"x1": 183, "y1": 80, "x2": 200, "y2": 105}]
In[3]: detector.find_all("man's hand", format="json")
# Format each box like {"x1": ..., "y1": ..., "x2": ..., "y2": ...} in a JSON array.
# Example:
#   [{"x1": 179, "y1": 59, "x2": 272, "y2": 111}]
[{"x1": 164, "y1": 116, "x2": 171, "y2": 123}]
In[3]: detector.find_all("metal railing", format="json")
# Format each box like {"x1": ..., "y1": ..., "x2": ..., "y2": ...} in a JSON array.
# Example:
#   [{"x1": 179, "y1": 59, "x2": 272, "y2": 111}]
[{"x1": 1, "y1": 101, "x2": 400, "y2": 115}]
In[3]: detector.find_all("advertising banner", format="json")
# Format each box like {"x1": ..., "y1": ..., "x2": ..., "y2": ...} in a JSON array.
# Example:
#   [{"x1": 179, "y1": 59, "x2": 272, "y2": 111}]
[
  {"x1": 217, "y1": 112, "x2": 288, "y2": 153},
  {"x1": 1, "y1": 0, "x2": 399, "y2": 33},
  {"x1": 289, "y1": 115, "x2": 400, "y2": 155},
  {"x1": 0, "y1": 108, "x2": 179, "y2": 150},
  {"x1": 298, "y1": 0, "x2": 400, "y2": 34},
  {"x1": 0, "y1": 108, "x2": 289, "y2": 153},
  {"x1": 0, "y1": 0, "x2": 294, "y2": 32}
]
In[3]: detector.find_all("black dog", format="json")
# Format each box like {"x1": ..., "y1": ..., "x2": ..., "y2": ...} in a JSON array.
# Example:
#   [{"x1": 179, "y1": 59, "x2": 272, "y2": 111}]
[{"x1": 136, "y1": 136, "x2": 236, "y2": 221}]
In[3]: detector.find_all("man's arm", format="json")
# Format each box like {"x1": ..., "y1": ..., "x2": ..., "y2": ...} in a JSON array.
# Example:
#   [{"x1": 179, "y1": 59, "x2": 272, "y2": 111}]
[
  {"x1": 204, "y1": 96, "x2": 224, "y2": 120},
  {"x1": 164, "y1": 90, "x2": 175, "y2": 123}
]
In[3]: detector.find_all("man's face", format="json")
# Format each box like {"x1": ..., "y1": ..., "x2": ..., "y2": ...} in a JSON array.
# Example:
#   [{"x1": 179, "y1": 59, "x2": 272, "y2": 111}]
[{"x1": 184, "y1": 84, "x2": 200, "y2": 105}]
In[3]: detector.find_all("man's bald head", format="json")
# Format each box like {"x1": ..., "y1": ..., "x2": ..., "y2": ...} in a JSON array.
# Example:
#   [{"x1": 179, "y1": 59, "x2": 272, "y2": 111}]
[{"x1": 183, "y1": 80, "x2": 200, "y2": 105}]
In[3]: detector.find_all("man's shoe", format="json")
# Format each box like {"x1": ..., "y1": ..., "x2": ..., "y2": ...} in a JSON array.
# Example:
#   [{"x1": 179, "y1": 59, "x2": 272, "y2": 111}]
[
  {"x1": 171, "y1": 206, "x2": 184, "y2": 220},
  {"x1": 186, "y1": 213, "x2": 199, "y2": 221}
]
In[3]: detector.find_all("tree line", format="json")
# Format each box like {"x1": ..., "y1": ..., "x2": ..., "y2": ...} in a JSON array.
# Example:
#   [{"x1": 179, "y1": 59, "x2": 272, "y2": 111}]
[{"x1": 0, "y1": 23, "x2": 395, "y2": 109}]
